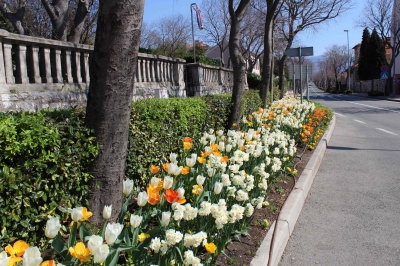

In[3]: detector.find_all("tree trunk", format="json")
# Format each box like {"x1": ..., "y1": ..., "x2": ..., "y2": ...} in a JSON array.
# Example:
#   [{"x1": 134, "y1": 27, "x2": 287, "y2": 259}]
[
  {"x1": 85, "y1": 0, "x2": 145, "y2": 223},
  {"x1": 41, "y1": 0, "x2": 69, "y2": 41},
  {"x1": 0, "y1": 3, "x2": 28, "y2": 35},
  {"x1": 260, "y1": 20, "x2": 273, "y2": 108},
  {"x1": 227, "y1": 0, "x2": 250, "y2": 129},
  {"x1": 68, "y1": 0, "x2": 90, "y2": 43},
  {"x1": 278, "y1": 55, "x2": 286, "y2": 99}
]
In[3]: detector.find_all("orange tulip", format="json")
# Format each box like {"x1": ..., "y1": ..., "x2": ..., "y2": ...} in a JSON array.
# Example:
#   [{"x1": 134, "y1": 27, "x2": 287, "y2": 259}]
[
  {"x1": 147, "y1": 187, "x2": 161, "y2": 205},
  {"x1": 162, "y1": 162, "x2": 169, "y2": 172},
  {"x1": 180, "y1": 166, "x2": 190, "y2": 175},
  {"x1": 163, "y1": 189, "x2": 180, "y2": 203},
  {"x1": 183, "y1": 137, "x2": 193, "y2": 143},
  {"x1": 183, "y1": 142, "x2": 193, "y2": 150},
  {"x1": 150, "y1": 165, "x2": 160, "y2": 174}
]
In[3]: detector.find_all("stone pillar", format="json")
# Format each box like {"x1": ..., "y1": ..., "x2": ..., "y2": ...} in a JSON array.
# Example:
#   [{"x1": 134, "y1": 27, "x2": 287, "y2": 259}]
[
  {"x1": 15, "y1": 44, "x2": 29, "y2": 84},
  {"x1": 137, "y1": 58, "x2": 142, "y2": 83},
  {"x1": 0, "y1": 40, "x2": 7, "y2": 84},
  {"x1": 28, "y1": 46, "x2": 41, "y2": 84},
  {"x1": 40, "y1": 47, "x2": 53, "y2": 83},
  {"x1": 154, "y1": 60, "x2": 160, "y2": 82},
  {"x1": 149, "y1": 60, "x2": 155, "y2": 82},
  {"x1": 51, "y1": 49, "x2": 63, "y2": 83},
  {"x1": 81, "y1": 52, "x2": 90, "y2": 83},
  {"x1": 63, "y1": 50, "x2": 74, "y2": 83},
  {"x1": 144, "y1": 59, "x2": 150, "y2": 82},
  {"x1": 72, "y1": 50, "x2": 82, "y2": 83}
]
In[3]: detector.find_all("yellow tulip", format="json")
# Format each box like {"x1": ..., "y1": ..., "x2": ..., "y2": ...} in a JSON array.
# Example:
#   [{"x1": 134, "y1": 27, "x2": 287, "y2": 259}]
[
  {"x1": 5, "y1": 240, "x2": 29, "y2": 257},
  {"x1": 69, "y1": 242, "x2": 91, "y2": 262},
  {"x1": 138, "y1": 233, "x2": 150, "y2": 242},
  {"x1": 205, "y1": 242, "x2": 217, "y2": 254}
]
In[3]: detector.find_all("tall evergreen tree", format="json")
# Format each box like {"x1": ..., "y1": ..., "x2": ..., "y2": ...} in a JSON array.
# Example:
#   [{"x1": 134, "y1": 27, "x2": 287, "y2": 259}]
[
  {"x1": 368, "y1": 28, "x2": 387, "y2": 79},
  {"x1": 358, "y1": 27, "x2": 371, "y2": 80}
]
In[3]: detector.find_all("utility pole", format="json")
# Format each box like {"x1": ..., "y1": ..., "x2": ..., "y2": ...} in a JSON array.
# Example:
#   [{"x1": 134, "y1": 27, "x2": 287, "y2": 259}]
[{"x1": 344, "y1": 30, "x2": 350, "y2": 91}]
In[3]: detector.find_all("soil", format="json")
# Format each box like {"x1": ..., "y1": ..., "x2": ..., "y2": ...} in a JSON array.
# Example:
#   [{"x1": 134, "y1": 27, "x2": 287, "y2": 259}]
[{"x1": 215, "y1": 145, "x2": 314, "y2": 266}]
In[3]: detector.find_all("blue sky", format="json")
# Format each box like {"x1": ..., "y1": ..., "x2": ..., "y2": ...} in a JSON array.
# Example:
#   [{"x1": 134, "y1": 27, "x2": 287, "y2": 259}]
[{"x1": 143, "y1": 0, "x2": 366, "y2": 57}]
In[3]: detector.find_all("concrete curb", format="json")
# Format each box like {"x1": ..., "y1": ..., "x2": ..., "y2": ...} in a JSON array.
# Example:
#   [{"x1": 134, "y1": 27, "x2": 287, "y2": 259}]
[{"x1": 251, "y1": 114, "x2": 337, "y2": 266}]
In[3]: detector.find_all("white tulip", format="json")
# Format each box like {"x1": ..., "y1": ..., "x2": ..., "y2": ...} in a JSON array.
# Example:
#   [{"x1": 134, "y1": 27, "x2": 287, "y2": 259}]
[
  {"x1": 87, "y1": 235, "x2": 103, "y2": 254},
  {"x1": 93, "y1": 244, "x2": 109, "y2": 263},
  {"x1": 218, "y1": 142, "x2": 225, "y2": 152},
  {"x1": 0, "y1": 251, "x2": 10, "y2": 266},
  {"x1": 150, "y1": 176, "x2": 159, "y2": 187},
  {"x1": 70, "y1": 207, "x2": 83, "y2": 222},
  {"x1": 226, "y1": 144, "x2": 233, "y2": 152},
  {"x1": 177, "y1": 188, "x2": 185, "y2": 199},
  {"x1": 163, "y1": 176, "x2": 174, "y2": 189},
  {"x1": 169, "y1": 153, "x2": 178, "y2": 163},
  {"x1": 214, "y1": 182, "x2": 223, "y2": 194},
  {"x1": 45, "y1": 217, "x2": 61, "y2": 239},
  {"x1": 196, "y1": 175, "x2": 206, "y2": 185},
  {"x1": 130, "y1": 214, "x2": 143, "y2": 228},
  {"x1": 102, "y1": 205, "x2": 112, "y2": 220},
  {"x1": 123, "y1": 179, "x2": 134, "y2": 196},
  {"x1": 22, "y1": 247, "x2": 42, "y2": 266},
  {"x1": 137, "y1": 191, "x2": 148, "y2": 206},
  {"x1": 105, "y1": 223, "x2": 124, "y2": 245},
  {"x1": 161, "y1": 212, "x2": 171, "y2": 227}
]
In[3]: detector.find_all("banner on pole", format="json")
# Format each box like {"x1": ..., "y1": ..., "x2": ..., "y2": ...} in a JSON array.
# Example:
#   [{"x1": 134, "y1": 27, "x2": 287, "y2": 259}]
[{"x1": 193, "y1": 5, "x2": 203, "y2": 30}]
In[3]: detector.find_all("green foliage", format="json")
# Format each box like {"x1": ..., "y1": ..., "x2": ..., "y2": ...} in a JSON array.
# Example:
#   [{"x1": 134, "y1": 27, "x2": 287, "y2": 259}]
[
  {"x1": 126, "y1": 92, "x2": 262, "y2": 187},
  {"x1": 368, "y1": 28, "x2": 387, "y2": 79},
  {"x1": 126, "y1": 98, "x2": 208, "y2": 186},
  {"x1": 247, "y1": 73, "x2": 262, "y2": 89},
  {"x1": 0, "y1": 108, "x2": 98, "y2": 247},
  {"x1": 184, "y1": 55, "x2": 221, "y2": 67},
  {"x1": 358, "y1": 28, "x2": 371, "y2": 80}
]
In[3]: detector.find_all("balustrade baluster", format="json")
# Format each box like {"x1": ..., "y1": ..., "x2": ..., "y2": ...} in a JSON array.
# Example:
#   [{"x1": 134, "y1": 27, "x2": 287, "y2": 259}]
[
  {"x1": 63, "y1": 50, "x2": 73, "y2": 83},
  {"x1": 72, "y1": 50, "x2": 82, "y2": 83},
  {"x1": 15, "y1": 44, "x2": 28, "y2": 84},
  {"x1": 52, "y1": 49, "x2": 63, "y2": 83},
  {"x1": 0, "y1": 41, "x2": 8, "y2": 84},
  {"x1": 82, "y1": 52, "x2": 90, "y2": 83},
  {"x1": 40, "y1": 47, "x2": 52, "y2": 83},
  {"x1": 28, "y1": 46, "x2": 41, "y2": 84}
]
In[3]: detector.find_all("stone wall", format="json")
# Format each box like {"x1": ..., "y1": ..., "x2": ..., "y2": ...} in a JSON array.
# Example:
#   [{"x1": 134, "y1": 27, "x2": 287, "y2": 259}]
[
  {"x1": 0, "y1": 30, "x2": 235, "y2": 112},
  {"x1": 353, "y1": 79, "x2": 387, "y2": 92}
]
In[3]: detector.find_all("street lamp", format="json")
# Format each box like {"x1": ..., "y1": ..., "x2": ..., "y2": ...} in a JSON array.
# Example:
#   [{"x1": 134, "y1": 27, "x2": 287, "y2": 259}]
[{"x1": 344, "y1": 30, "x2": 350, "y2": 91}]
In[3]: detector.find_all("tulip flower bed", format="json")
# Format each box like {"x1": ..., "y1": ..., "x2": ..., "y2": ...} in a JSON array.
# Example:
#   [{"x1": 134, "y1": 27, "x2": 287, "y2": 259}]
[{"x1": 0, "y1": 96, "x2": 332, "y2": 266}]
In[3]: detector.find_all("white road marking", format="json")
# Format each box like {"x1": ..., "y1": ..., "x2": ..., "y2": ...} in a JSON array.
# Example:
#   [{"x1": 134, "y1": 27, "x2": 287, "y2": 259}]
[
  {"x1": 353, "y1": 119, "x2": 365, "y2": 124},
  {"x1": 334, "y1": 112, "x2": 345, "y2": 116},
  {"x1": 376, "y1": 128, "x2": 398, "y2": 135},
  {"x1": 347, "y1": 101, "x2": 400, "y2": 114}
]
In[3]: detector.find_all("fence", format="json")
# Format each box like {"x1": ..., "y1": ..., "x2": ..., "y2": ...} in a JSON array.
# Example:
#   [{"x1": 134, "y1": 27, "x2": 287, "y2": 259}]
[{"x1": 0, "y1": 30, "x2": 235, "y2": 112}]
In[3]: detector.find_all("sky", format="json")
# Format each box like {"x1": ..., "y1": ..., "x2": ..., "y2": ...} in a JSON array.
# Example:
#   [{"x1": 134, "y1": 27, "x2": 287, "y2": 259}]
[{"x1": 143, "y1": 0, "x2": 366, "y2": 57}]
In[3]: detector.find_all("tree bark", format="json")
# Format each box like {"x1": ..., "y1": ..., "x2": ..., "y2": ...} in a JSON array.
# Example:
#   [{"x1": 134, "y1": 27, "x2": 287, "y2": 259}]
[
  {"x1": 41, "y1": 0, "x2": 69, "y2": 41},
  {"x1": 85, "y1": 0, "x2": 145, "y2": 223},
  {"x1": 260, "y1": 0, "x2": 281, "y2": 108},
  {"x1": 68, "y1": 0, "x2": 90, "y2": 43},
  {"x1": 227, "y1": 0, "x2": 250, "y2": 129},
  {"x1": 0, "y1": 2, "x2": 28, "y2": 35},
  {"x1": 278, "y1": 54, "x2": 286, "y2": 98}
]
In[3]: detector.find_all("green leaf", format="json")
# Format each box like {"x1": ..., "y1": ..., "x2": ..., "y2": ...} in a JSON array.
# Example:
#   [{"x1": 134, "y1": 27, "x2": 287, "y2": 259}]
[
  {"x1": 68, "y1": 221, "x2": 77, "y2": 248},
  {"x1": 104, "y1": 248, "x2": 119, "y2": 266},
  {"x1": 79, "y1": 223, "x2": 92, "y2": 241},
  {"x1": 52, "y1": 234, "x2": 67, "y2": 256},
  {"x1": 117, "y1": 194, "x2": 131, "y2": 224}
]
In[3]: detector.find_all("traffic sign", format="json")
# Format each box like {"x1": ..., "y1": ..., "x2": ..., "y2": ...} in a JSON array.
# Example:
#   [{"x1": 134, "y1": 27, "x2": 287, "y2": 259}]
[
  {"x1": 380, "y1": 72, "x2": 389, "y2": 79},
  {"x1": 284, "y1": 47, "x2": 314, "y2": 57},
  {"x1": 381, "y1": 65, "x2": 389, "y2": 72}
]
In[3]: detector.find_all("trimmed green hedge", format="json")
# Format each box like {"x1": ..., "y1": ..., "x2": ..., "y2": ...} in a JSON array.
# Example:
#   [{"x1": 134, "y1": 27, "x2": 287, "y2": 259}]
[{"x1": 0, "y1": 109, "x2": 98, "y2": 247}]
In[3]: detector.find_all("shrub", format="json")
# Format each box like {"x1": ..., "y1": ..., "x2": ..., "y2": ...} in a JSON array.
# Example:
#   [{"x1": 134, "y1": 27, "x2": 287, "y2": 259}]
[
  {"x1": 367, "y1": 90, "x2": 384, "y2": 96},
  {"x1": 247, "y1": 72, "x2": 262, "y2": 89},
  {"x1": 0, "y1": 108, "x2": 98, "y2": 247}
]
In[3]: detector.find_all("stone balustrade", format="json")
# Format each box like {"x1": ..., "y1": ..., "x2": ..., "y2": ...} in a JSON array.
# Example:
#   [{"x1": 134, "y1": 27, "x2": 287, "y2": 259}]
[{"x1": 0, "y1": 30, "x2": 236, "y2": 112}]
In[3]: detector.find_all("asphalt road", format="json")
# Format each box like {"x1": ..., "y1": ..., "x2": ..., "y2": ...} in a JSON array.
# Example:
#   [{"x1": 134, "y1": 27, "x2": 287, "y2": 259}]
[{"x1": 279, "y1": 85, "x2": 400, "y2": 265}]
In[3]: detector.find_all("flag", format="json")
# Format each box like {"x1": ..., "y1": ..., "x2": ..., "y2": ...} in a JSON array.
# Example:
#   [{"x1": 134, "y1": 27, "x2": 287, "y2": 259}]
[{"x1": 193, "y1": 5, "x2": 203, "y2": 30}]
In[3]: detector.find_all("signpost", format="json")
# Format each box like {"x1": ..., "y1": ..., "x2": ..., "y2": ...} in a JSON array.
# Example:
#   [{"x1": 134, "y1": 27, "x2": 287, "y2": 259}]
[{"x1": 284, "y1": 47, "x2": 314, "y2": 102}]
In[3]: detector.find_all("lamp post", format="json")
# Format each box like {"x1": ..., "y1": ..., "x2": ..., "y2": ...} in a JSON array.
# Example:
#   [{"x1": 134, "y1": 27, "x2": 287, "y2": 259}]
[{"x1": 344, "y1": 30, "x2": 350, "y2": 91}]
